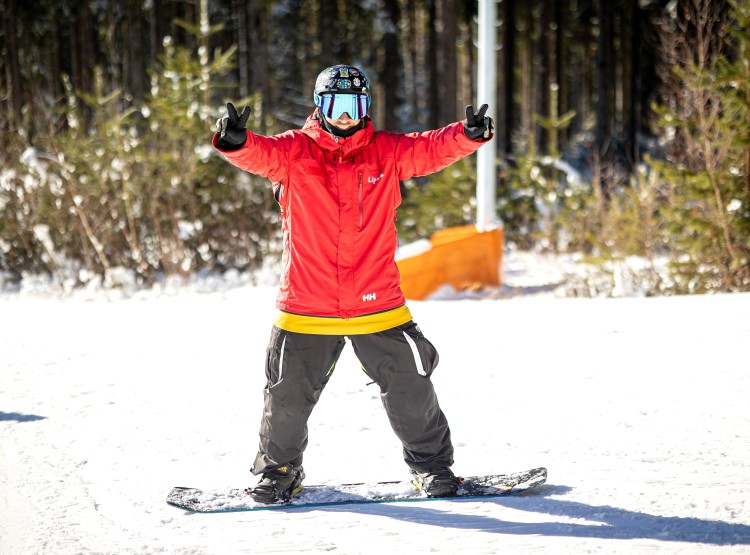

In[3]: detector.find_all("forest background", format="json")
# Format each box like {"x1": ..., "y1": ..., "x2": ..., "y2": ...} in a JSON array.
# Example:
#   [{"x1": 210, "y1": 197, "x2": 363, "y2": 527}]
[{"x1": 1, "y1": 0, "x2": 748, "y2": 295}]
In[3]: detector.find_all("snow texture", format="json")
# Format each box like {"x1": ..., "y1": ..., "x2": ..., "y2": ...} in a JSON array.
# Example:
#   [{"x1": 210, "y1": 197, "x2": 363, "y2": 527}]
[{"x1": 1, "y1": 251, "x2": 749, "y2": 554}]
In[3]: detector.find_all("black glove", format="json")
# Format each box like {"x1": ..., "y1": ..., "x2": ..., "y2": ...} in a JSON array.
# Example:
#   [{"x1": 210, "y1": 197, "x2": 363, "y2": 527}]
[
  {"x1": 464, "y1": 104, "x2": 494, "y2": 141},
  {"x1": 215, "y1": 102, "x2": 250, "y2": 150}
]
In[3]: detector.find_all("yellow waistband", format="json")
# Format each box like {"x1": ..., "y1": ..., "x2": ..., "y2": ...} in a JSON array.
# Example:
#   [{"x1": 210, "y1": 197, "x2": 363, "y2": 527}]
[{"x1": 274, "y1": 306, "x2": 413, "y2": 335}]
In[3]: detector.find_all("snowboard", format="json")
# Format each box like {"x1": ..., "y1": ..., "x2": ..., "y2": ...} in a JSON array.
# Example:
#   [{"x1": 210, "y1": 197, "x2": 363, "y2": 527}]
[{"x1": 166, "y1": 466, "x2": 547, "y2": 513}]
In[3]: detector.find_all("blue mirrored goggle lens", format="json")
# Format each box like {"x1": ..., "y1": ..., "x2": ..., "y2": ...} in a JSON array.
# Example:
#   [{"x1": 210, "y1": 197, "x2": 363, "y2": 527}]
[{"x1": 316, "y1": 93, "x2": 369, "y2": 120}]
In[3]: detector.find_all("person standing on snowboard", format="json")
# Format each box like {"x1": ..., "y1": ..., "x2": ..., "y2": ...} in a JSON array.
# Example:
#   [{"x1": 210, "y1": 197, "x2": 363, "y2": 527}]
[{"x1": 214, "y1": 64, "x2": 494, "y2": 504}]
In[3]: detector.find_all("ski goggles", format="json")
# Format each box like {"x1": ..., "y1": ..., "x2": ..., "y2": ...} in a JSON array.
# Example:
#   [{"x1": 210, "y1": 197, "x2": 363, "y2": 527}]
[{"x1": 314, "y1": 93, "x2": 370, "y2": 120}]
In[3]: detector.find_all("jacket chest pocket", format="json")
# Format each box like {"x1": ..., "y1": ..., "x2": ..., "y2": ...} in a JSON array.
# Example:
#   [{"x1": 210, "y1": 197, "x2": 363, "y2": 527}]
[
  {"x1": 283, "y1": 159, "x2": 330, "y2": 214},
  {"x1": 356, "y1": 164, "x2": 386, "y2": 231}
]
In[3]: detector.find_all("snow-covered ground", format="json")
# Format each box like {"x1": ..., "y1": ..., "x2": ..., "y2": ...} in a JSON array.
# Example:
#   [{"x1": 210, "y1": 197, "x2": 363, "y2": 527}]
[{"x1": 1, "y1": 251, "x2": 749, "y2": 554}]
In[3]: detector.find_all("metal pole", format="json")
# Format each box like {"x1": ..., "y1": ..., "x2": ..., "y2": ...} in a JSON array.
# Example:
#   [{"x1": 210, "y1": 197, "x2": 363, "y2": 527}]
[{"x1": 476, "y1": 0, "x2": 499, "y2": 231}]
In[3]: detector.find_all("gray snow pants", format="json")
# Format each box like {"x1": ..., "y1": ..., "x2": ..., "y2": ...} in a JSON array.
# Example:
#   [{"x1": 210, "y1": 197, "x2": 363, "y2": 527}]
[{"x1": 251, "y1": 321, "x2": 454, "y2": 475}]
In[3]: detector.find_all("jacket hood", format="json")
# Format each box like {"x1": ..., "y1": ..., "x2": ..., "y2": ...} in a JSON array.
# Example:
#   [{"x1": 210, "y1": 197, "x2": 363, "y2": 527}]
[{"x1": 301, "y1": 110, "x2": 375, "y2": 152}]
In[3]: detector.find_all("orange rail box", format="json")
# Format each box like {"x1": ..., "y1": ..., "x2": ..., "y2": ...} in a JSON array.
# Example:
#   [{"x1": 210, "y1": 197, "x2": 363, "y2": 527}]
[{"x1": 396, "y1": 225, "x2": 504, "y2": 299}]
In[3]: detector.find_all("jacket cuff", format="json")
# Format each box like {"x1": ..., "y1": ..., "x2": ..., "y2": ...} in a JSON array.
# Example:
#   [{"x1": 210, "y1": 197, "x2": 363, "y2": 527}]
[
  {"x1": 457, "y1": 126, "x2": 493, "y2": 147},
  {"x1": 212, "y1": 132, "x2": 247, "y2": 152},
  {"x1": 462, "y1": 126, "x2": 494, "y2": 143}
]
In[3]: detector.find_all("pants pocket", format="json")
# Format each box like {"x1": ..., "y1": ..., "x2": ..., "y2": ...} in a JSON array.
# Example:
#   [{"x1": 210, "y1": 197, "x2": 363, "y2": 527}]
[
  {"x1": 401, "y1": 322, "x2": 440, "y2": 377},
  {"x1": 264, "y1": 327, "x2": 287, "y2": 388}
]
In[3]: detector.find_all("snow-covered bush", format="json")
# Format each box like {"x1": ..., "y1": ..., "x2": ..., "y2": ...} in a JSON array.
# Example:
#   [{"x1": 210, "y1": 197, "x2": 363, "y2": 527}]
[{"x1": 0, "y1": 37, "x2": 279, "y2": 288}]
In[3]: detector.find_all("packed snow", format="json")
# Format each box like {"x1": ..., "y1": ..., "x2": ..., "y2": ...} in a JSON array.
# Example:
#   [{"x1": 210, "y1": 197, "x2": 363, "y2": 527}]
[{"x1": 1, "y1": 250, "x2": 749, "y2": 554}]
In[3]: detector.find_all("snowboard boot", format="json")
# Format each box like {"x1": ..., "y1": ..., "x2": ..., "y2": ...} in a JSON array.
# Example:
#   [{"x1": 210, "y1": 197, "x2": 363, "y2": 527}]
[
  {"x1": 411, "y1": 467, "x2": 462, "y2": 498},
  {"x1": 250, "y1": 464, "x2": 305, "y2": 504}
]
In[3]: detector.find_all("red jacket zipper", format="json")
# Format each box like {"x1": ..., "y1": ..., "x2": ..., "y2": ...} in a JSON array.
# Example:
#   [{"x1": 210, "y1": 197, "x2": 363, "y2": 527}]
[{"x1": 358, "y1": 173, "x2": 364, "y2": 228}]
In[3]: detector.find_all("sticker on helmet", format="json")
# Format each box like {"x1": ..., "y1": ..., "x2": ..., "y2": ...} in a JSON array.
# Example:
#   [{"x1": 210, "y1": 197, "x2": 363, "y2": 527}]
[
  {"x1": 339, "y1": 68, "x2": 349, "y2": 77},
  {"x1": 338, "y1": 79, "x2": 352, "y2": 89},
  {"x1": 350, "y1": 69, "x2": 360, "y2": 76},
  {"x1": 353, "y1": 78, "x2": 361, "y2": 87}
]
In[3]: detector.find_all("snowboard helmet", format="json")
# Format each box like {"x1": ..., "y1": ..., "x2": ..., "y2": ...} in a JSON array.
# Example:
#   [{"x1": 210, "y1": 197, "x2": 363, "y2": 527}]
[{"x1": 314, "y1": 64, "x2": 371, "y2": 120}]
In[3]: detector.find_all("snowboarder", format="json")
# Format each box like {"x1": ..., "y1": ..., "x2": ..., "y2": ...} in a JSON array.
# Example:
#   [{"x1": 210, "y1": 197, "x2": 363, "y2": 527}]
[{"x1": 213, "y1": 64, "x2": 494, "y2": 504}]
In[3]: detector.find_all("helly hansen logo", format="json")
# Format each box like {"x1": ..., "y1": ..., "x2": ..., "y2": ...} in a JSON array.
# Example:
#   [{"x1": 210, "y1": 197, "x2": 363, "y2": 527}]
[
  {"x1": 368, "y1": 174, "x2": 385, "y2": 184},
  {"x1": 363, "y1": 292, "x2": 377, "y2": 302}
]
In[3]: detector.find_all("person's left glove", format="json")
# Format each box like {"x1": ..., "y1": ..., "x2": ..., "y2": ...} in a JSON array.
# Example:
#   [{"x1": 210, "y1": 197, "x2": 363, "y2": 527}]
[
  {"x1": 215, "y1": 102, "x2": 250, "y2": 150},
  {"x1": 464, "y1": 104, "x2": 494, "y2": 141}
]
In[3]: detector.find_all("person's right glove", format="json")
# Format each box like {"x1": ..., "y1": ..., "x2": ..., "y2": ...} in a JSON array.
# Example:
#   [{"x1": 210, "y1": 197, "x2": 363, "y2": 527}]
[
  {"x1": 464, "y1": 104, "x2": 494, "y2": 141},
  {"x1": 215, "y1": 102, "x2": 250, "y2": 150}
]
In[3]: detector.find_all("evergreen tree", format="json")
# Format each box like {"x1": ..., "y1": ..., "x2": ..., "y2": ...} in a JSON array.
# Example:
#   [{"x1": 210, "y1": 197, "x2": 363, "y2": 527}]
[{"x1": 651, "y1": 0, "x2": 750, "y2": 292}]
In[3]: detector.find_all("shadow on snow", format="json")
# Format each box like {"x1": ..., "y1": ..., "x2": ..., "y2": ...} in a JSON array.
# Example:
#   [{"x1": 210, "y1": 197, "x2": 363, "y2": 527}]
[
  {"x1": 0, "y1": 411, "x2": 47, "y2": 422},
  {"x1": 290, "y1": 484, "x2": 750, "y2": 546}
]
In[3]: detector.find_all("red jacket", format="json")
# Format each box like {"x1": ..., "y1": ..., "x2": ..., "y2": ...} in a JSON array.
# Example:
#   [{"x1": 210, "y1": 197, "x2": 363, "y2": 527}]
[{"x1": 213, "y1": 112, "x2": 489, "y2": 320}]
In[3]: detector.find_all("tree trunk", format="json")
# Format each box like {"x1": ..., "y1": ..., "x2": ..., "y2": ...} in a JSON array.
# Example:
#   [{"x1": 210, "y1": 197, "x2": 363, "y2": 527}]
[
  {"x1": 235, "y1": 0, "x2": 249, "y2": 98},
  {"x1": 520, "y1": 1, "x2": 534, "y2": 151},
  {"x1": 626, "y1": 0, "x2": 641, "y2": 170},
  {"x1": 746, "y1": 84, "x2": 750, "y2": 197},
  {"x1": 537, "y1": 0, "x2": 551, "y2": 154},
  {"x1": 126, "y1": 0, "x2": 147, "y2": 103},
  {"x1": 501, "y1": 0, "x2": 516, "y2": 155},
  {"x1": 427, "y1": 0, "x2": 440, "y2": 129},
  {"x1": 150, "y1": 0, "x2": 166, "y2": 65},
  {"x1": 575, "y1": 0, "x2": 596, "y2": 141},
  {"x1": 42, "y1": 3, "x2": 65, "y2": 109},
  {"x1": 180, "y1": 1, "x2": 197, "y2": 51},
  {"x1": 463, "y1": 1, "x2": 475, "y2": 108},
  {"x1": 248, "y1": 0, "x2": 269, "y2": 132},
  {"x1": 4, "y1": 0, "x2": 24, "y2": 129},
  {"x1": 71, "y1": 2, "x2": 95, "y2": 128},
  {"x1": 318, "y1": 0, "x2": 337, "y2": 66},
  {"x1": 436, "y1": 0, "x2": 458, "y2": 124},
  {"x1": 595, "y1": 0, "x2": 614, "y2": 197},
  {"x1": 405, "y1": 0, "x2": 421, "y2": 129},
  {"x1": 382, "y1": 0, "x2": 404, "y2": 131},
  {"x1": 555, "y1": 0, "x2": 567, "y2": 151}
]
